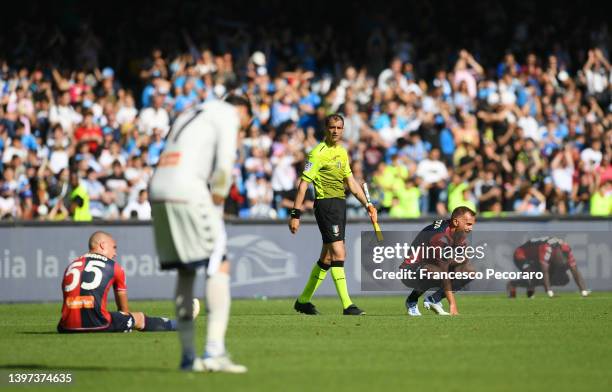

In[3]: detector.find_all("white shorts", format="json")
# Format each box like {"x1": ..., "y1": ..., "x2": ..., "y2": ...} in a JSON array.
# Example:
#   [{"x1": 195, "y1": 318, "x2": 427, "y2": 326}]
[{"x1": 151, "y1": 200, "x2": 226, "y2": 275}]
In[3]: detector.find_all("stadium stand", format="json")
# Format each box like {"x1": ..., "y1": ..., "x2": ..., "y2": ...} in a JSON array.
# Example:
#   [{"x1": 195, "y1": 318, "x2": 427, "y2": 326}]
[{"x1": 0, "y1": 0, "x2": 610, "y2": 220}]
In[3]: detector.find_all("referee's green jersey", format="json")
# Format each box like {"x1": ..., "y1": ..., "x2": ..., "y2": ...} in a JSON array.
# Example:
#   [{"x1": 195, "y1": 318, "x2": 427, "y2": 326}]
[{"x1": 301, "y1": 141, "x2": 352, "y2": 199}]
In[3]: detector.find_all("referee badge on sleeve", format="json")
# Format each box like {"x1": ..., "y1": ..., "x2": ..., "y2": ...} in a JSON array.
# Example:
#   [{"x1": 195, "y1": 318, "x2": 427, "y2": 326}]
[
  {"x1": 332, "y1": 225, "x2": 340, "y2": 236},
  {"x1": 304, "y1": 161, "x2": 313, "y2": 171}
]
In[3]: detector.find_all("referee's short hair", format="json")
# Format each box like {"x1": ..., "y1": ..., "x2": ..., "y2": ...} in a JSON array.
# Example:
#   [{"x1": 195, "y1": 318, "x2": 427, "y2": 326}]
[{"x1": 325, "y1": 113, "x2": 344, "y2": 127}]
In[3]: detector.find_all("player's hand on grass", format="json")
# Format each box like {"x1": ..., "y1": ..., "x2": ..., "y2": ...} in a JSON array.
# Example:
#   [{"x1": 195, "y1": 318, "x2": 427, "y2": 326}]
[
  {"x1": 366, "y1": 203, "x2": 378, "y2": 222},
  {"x1": 450, "y1": 305, "x2": 459, "y2": 316},
  {"x1": 289, "y1": 218, "x2": 300, "y2": 234}
]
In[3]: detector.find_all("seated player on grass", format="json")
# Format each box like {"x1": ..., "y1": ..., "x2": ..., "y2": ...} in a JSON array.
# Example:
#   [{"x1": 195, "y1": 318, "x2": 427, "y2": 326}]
[
  {"x1": 508, "y1": 236, "x2": 590, "y2": 298},
  {"x1": 57, "y1": 231, "x2": 199, "y2": 333},
  {"x1": 400, "y1": 206, "x2": 477, "y2": 316}
]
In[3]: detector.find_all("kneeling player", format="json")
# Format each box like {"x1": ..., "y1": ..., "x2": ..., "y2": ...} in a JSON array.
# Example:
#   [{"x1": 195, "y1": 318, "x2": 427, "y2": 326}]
[
  {"x1": 400, "y1": 207, "x2": 477, "y2": 316},
  {"x1": 58, "y1": 231, "x2": 199, "y2": 333},
  {"x1": 508, "y1": 236, "x2": 589, "y2": 298}
]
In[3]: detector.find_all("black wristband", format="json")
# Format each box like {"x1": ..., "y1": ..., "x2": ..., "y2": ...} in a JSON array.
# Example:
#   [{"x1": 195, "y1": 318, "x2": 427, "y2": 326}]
[{"x1": 290, "y1": 208, "x2": 301, "y2": 219}]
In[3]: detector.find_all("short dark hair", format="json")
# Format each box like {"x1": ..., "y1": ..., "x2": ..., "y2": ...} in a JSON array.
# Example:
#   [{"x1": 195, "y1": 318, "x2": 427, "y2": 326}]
[
  {"x1": 325, "y1": 113, "x2": 344, "y2": 127},
  {"x1": 224, "y1": 94, "x2": 252, "y2": 117},
  {"x1": 451, "y1": 206, "x2": 476, "y2": 220}
]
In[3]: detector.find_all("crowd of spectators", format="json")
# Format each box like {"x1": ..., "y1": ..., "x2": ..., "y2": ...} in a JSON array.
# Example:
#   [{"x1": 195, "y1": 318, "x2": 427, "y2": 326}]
[{"x1": 0, "y1": 1, "x2": 610, "y2": 221}]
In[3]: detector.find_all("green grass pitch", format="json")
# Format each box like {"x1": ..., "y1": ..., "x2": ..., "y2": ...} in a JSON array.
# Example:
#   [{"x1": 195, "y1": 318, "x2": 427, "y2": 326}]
[{"x1": 1, "y1": 293, "x2": 611, "y2": 392}]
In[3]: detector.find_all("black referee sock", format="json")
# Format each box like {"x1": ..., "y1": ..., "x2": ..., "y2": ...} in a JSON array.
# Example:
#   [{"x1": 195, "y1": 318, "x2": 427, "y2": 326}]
[
  {"x1": 318, "y1": 260, "x2": 331, "y2": 270},
  {"x1": 143, "y1": 316, "x2": 177, "y2": 332}
]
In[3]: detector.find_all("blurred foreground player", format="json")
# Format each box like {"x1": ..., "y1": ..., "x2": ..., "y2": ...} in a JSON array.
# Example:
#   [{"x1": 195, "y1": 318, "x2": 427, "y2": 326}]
[
  {"x1": 508, "y1": 236, "x2": 589, "y2": 298},
  {"x1": 58, "y1": 231, "x2": 197, "y2": 333},
  {"x1": 149, "y1": 96, "x2": 252, "y2": 373},
  {"x1": 400, "y1": 207, "x2": 477, "y2": 316}
]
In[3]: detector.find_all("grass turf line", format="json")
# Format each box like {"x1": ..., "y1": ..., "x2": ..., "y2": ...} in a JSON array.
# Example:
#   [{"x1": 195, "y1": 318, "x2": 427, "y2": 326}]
[{"x1": 0, "y1": 294, "x2": 610, "y2": 392}]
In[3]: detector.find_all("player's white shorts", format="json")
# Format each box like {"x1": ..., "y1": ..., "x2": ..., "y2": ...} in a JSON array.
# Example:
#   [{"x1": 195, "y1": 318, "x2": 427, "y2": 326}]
[{"x1": 151, "y1": 200, "x2": 226, "y2": 275}]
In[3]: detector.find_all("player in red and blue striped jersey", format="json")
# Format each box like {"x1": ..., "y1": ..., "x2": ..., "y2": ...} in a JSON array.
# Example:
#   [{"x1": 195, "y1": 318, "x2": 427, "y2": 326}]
[
  {"x1": 58, "y1": 231, "x2": 199, "y2": 333},
  {"x1": 508, "y1": 236, "x2": 589, "y2": 298},
  {"x1": 400, "y1": 207, "x2": 477, "y2": 316}
]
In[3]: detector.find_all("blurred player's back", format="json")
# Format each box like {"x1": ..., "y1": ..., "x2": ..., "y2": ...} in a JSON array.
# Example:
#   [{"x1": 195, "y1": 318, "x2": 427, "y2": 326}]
[{"x1": 149, "y1": 101, "x2": 239, "y2": 202}]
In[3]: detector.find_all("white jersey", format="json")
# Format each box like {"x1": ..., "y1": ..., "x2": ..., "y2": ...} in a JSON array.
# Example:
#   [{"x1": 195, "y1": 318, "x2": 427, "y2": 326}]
[{"x1": 149, "y1": 101, "x2": 239, "y2": 202}]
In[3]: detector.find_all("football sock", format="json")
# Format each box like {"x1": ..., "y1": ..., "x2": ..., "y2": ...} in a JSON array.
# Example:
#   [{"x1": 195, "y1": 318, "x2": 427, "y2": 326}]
[
  {"x1": 430, "y1": 276, "x2": 475, "y2": 302},
  {"x1": 298, "y1": 260, "x2": 330, "y2": 303},
  {"x1": 408, "y1": 289, "x2": 423, "y2": 303},
  {"x1": 143, "y1": 316, "x2": 177, "y2": 331},
  {"x1": 454, "y1": 277, "x2": 474, "y2": 291},
  {"x1": 430, "y1": 288, "x2": 445, "y2": 303},
  {"x1": 330, "y1": 261, "x2": 353, "y2": 309},
  {"x1": 205, "y1": 272, "x2": 230, "y2": 358},
  {"x1": 175, "y1": 269, "x2": 196, "y2": 359},
  {"x1": 511, "y1": 279, "x2": 530, "y2": 288}
]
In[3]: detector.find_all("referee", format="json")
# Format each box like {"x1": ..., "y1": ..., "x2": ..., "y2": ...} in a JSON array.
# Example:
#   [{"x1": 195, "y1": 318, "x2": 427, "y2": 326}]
[{"x1": 289, "y1": 114, "x2": 377, "y2": 315}]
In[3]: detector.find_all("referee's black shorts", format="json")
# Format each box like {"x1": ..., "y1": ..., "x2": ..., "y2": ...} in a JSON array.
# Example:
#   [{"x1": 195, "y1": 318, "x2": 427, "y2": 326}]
[{"x1": 314, "y1": 198, "x2": 346, "y2": 244}]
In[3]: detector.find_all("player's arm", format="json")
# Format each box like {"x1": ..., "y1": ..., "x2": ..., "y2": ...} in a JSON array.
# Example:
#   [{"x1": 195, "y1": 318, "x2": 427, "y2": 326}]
[
  {"x1": 541, "y1": 263, "x2": 552, "y2": 296},
  {"x1": 210, "y1": 115, "x2": 239, "y2": 205},
  {"x1": 539, "y1": 244, "x2": 554, "y2": 297},
  {"x1": 432, "y1": 235, "x2": 458, "y2": 314},
  {"x1": 563, "y1": 244, "x2": 588, "y2": 294},
  {"x1": 114, "y1": 289, "x2": 130, "y2": 313},
  {"x1": 569, "y1": 266, "x2": 588, "y2": 294},
  {"x1": 113, "y1": 262, "x2": 129, "y2": 312},
  {"x1": 539, "y1": 250, "x2": 553, "y2": 296},
  {"x1": 443, "y1": 277, "x2": 459, "y2": 315}
]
